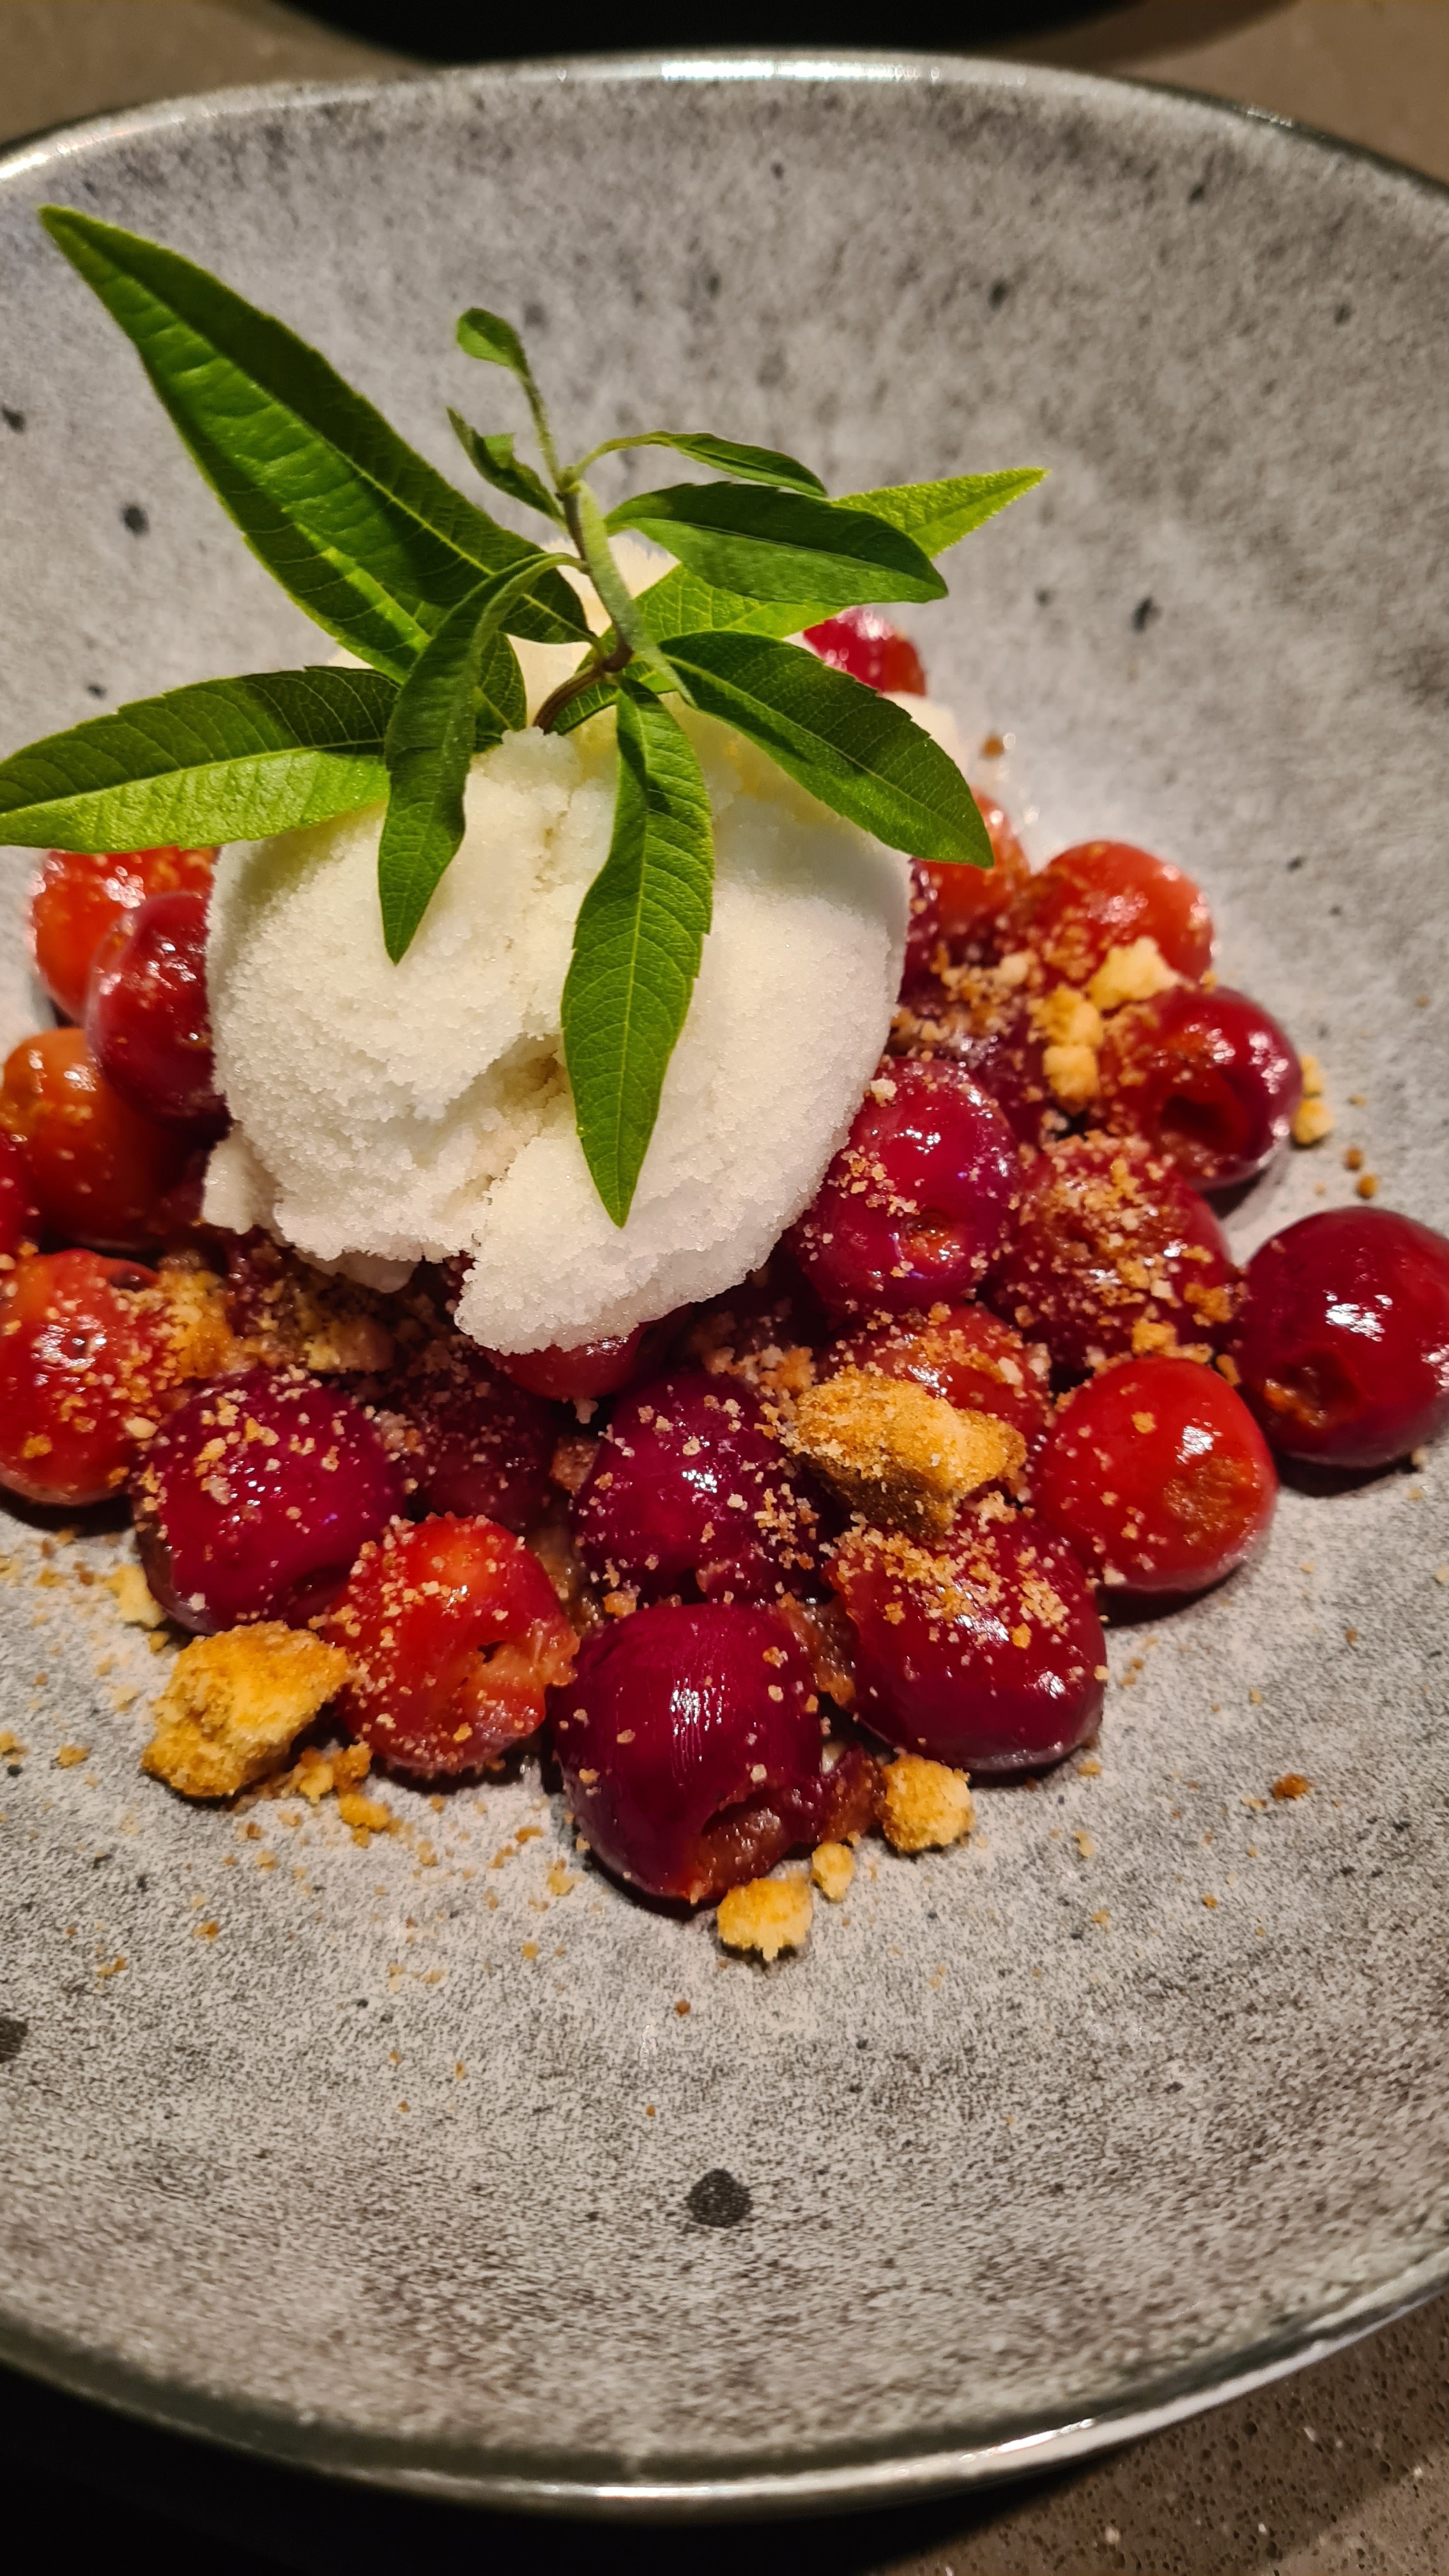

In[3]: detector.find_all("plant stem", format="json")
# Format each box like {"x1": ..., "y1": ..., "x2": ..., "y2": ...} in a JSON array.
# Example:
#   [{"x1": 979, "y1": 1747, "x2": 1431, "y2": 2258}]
[{"x1": 535, "y1": 635, "x2": 631, "y2": 736}]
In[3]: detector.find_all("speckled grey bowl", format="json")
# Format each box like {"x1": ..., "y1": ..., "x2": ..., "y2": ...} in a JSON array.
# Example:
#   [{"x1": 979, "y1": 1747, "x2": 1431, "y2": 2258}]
[{"x1": 1, "y1": 52, "x2": 1448, "y2": 2520}]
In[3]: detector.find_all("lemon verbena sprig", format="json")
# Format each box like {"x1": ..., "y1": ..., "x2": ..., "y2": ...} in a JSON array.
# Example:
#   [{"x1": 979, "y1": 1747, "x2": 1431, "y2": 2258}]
[{"x1": 0, "y1": 211, "x2": 1044, "y2": 1227}]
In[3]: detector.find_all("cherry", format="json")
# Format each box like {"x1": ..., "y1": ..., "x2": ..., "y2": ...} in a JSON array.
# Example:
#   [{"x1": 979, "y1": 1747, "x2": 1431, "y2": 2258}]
[
  {"x1": 680, "y1": 1248, "x2": 831, "y2": 1390},
  {"x1": 1002, "y1": 840, "x2": 1213, "y2": 988},
  {"x1": 788, "y1": 1061, "x2": 1022, "y2": 1318},
  {"x1": 891, "y1": 970, "x2": 1057, "y2": 1147},
  {"x1": 0, "y1": 1131, "x2": 41, "y2": 1262},
  {"x1": 987, "y1": 1133, "x2": 1238, "y2": 1380},
  {"x1": 131, "y1": 1367, "x2": 406, "y2": 1632},
  {"x1": 571, "y1": 1367, "x2": 823, "y2": 1601},
  {"x1": 803, "y1": 606, "x2": 926, "y2": 696},
  {"x1": 551, "y1": 1600, "x2": 875, "y2": 1903},
  {"x1": 328, "y1": 1515, "x2": 576, "y2": 1777},
  {"x1": 831, "y1": 1512, "x2": 1105, "y2": 1775},
  {"x1": 824, "y1": 1305, "x2": 1052, "y2": 1455},
  {"x1": 1097, "y1": 984, "x2": 1301, "y2": 1190},
  {"x1": 0, "y1": 1027, "x2": 192, "y2": 1252},
  {"x1": 378, "y1": 1338, "x2": 559, "y2": 1529},
  {"x1": 0, "y1": 1248, "x2": 170, "y2": 1506},
  {"x1": 487, "y1": 1314, "x2": 678, "y2": 1404},
  {"x1": 1233, "y1": 1208, "x2": 1449, "y2": 1469},
  {"x1": 903, "y1": 796, "x2": 1032, "y2": 978},
  {"x1": 85, "y1": 891, "x2": 224, "y2": 1132},
  {"x1": 1035, "y1": 1355, "x2": 1276, "y2": 1593},
  {"x1": 29, "y1": 845, "x2": 215, "y2": 1022}
]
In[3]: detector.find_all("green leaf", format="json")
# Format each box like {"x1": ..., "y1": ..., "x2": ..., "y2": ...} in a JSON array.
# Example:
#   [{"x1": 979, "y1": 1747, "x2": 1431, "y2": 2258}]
[
  {"x1": 550, "y1": 674, "x2": 624, "y2": 737},
  {"x1": 666, "y1": 633, "x2": 992, "y2": 868},
  {"x1": 635, "y1": 563, "x2": 816, "y2": 648},
  {"x1": 449, "y1": 413, "x2": 563, "y2": 525},
  {"x1": 456, "y1": 307, "x2": 531, "y2": 380},
  {"x1": 39, "y1": 208, "x2": 589, "y2": 664},
  {"x1": 583, "y1": 431, "x2": 822, "y2": 495},
  {"x1": 839, "y1": 469, "x2": 1046, "y2": 557},
  {"x1": 477, "y1": 627, "x2": 527, "y2": 735},
  {"x1": 378, "y1": 556, "x2": 569, "y2": 960},
  {"x1": 562, "y1": 685, "x2": 714, "y2": 1228},
  {"x1": 606, "y1": 484, "x2": 945, "y2": 609},
  {"x1": 0, "y1": 667, "x2": 396, "y2": 851}
]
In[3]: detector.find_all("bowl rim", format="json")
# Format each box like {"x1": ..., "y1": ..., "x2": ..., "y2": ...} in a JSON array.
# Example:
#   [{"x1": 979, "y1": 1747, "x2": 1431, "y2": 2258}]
[{"x1": 3, "y1": 46, "x2": 1448, "y2": 2518}]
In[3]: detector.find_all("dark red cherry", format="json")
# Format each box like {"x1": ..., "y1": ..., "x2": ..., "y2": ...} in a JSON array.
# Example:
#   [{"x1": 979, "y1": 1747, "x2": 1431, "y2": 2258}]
[
  {"x1": 1233, "y1": 1208, "x2": 1449, "y2": 1468},
  {"x1": 378, "y1": 1339, "x2": 559, "y2": 1530},
  {"x1": 1097, "y1": 983, "x2": 1301, "y2": 1190},
  {"x1": 1002, "y1": 840, "x2": 1213, "y2": 988},
  {"x1": 803, "y1": 606, "x2": 926, "y2": 696},
  {"x1": 789, "y1": 1061, "x2": 1022, "y2": 1319},
  {"x1": 831, "y1": 1513, "x2": 1105, "y2": 1775},
  {"x1": 1035, "y1": 1354, "x2": 1276, "y2": 1593},
  {"x1": 571, "y1": 1367, "x2": 823, "y2": 1601},
  {"x1": 85, "y1": 890, "x2": 224, "y2": 1132}
]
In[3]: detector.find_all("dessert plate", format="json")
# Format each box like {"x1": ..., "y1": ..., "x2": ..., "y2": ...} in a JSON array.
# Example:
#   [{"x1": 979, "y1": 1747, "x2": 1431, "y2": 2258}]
[{"x1": 1, "y1": 54, "x2": 1446, "y2": 2515}]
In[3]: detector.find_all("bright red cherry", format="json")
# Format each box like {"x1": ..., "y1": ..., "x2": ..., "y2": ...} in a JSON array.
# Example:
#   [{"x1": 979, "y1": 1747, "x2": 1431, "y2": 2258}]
[
  {"x1": 329, "y1": 1515, "x2": 576, "y2": 1777},
  {"x1": 551, "y1": 1600, "x2": 877, "y2": 1902},
  {"x1": 789, "y1": 1061, "x2": 1022, "y2": 1319},
  {"x1": 891, "y1": 970, "x2": 1058, "y2": 1147},
  {"x1": 85, "y1": 891, "x2": 224, "y2": 1132},
  {"x1": 831, "y1": 1514, "x2": 1105, "y2": 1775},
  {"x1": 1234, "y1": 1208, "x2": 1449, "y2": 1469},
  {"x1": 131, "y1": 1367, "x2": 406, "y2": 1632},
  {"x1": 1098, "y1": 984, "x2": 1301, "y2": 1190},
  {"x1": 487, "y1": 1313, "x2": 679, "y2": 1404},
  {"x1": 1002, "y1": 840, "x2": 1213, "y2": 988},
  {"x1": 803, "y1": 606, "x2": 927, "y2": 696},
  {"x1": 987, "y1": 1133, "x2": 1238, "y2": 1379},
  {"x1": 29, "y1": 845, "x2": 215, "y2": 1022},
  {"x1": 1035, "y1": 1355, "x2": 1276, "y2": 1593},
  {"x1": 0, "y1": 1249, "x2": 170, "y2": 1506},
  {"x1": 378, "y1": 1340, "x2": 559, "y2": 1530},
  {"x1": 0, "y1": 1131, "x2": 41, "y2": 1261},
  {"x1": 571, "y1": 1368, "x2": 824, "y2": 1602},
  {"x1": 0, "y1": 1026, "x2": 192, "y2": 1252},
  {"x1": 903, "y1": 796, "x2": 1032, "y2": 977},
  {"x1": 824, "y1": 1304, "x2": 1052, "y2": 1455}
]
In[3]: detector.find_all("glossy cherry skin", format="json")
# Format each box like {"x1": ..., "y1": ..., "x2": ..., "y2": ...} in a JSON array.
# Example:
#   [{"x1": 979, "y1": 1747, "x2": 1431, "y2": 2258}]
[
  {"x1": 571, "y1": 1367, "x2": 823, "y2": 1602},
  {"x1": 552, "y1": 1600, "x2": 877, "y2": 1903},
  {"x1": 487, "y1": 1313, "x2": 680, "y2": 1404},
  {"x1": 1233, "y1": 1209, "x2": 1449, "y2": 1468},
  {"x1": 903, "y1": 797, "x2": 1032, "y2": 978},
  {"x1": 987, "y1": 1133, "x2": 1239, "y2": 1380},
  {"x1": 824, "y1": 1304, "x2": 1052, "y2": 1455},
  {"x1": 0, "y1": 1027, "x2": 192, "y2": 1252},
  {"x1": 29, "y1": 845, "x2": 215, "y2": 1022},
  {"x1": 132, "y1": 1368, "x2": 406, "y2": 1633},
  {"x1": 831, "y1": 1514, "x2": 1106, "y2": 1775},
  {"x1": 891, "y1": 972, "x2": 1057, "y2": 1147},
  {"x1": 85, "y1": 891, "x2": 224, "y2": 1132},
  {"x1": 789, "y1": 1061, "x2": 1022, "y2": 1319},
  {"x1": 1035, "y1": 1355, "x2": 1276, "y2": 1594},
  {"x1": 0, "y1": 1250, "x2": 169, "y2": 1506},
  {"x1": 379, "y1": 1341, "x2": 558, "y2": 1530},
  {"x1": 1002, "y1": 840, "x2": 1213, "y2": 988},
  {"x1": 0, "y1": 1130, "x2": 42, "y2": 1261},
  {"x1": 803, "y1": 606, "x2": 927, "y2": 696},
  {"x1": 1098, "y1": 984, "x2": 1301, "y2": 1190},
  {"x1": 328, "y1": 1515, "x2": 576, "y2": 1776}
]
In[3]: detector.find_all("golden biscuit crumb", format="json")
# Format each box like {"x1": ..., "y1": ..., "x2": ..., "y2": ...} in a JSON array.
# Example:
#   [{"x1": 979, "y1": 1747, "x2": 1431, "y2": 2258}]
[
  {"x1": 1034, "y1": 985, "x2": 1105, "y2": 1051},
  {"x1": 142, "y1": 1625, "x2": 350, "y2": 1800},
  {"x1": 336, "y1": 1790, "x2": 393, "y2": 1844},
  {"x1": 105, "y1": 1562, "x2": 166, "y2": 1630},
  {"x1": 1042, "y1": 1039, "x2": 1101, "y2": 1108},
  {"x1": 880, "y1": 1754, "x2": 975, "y2": 1853},
  {"x1": 1356, "y1": 1171, "x2": 1378, "y2": 1199},
  {"x1": 811, "y1": 1840, "x2": 855, "y2": 1902},
  {"x1": 54, "y1": 1744, "x2": 89, "y2": 1768},
  {"x1": 273, "y1": 1739, "x2": 372, "y2": 1805},
  {"x1": 546, "y1": 1860, "x2": 578, "y2": 1897},
  {"x1": 790, "y1": 1369, "x2": 1025, "y2": 1536},
  {"x1": 1271, "y1": 1772, "x2": 1312, "y2": 1802},
  {"x1": 1292, "y1": 1052, "x2": 1334, "y2": 1146},
  {"x1": 1085, "y1": 937, "x2": 1178, "y2": 1015},
  {"x1": 0, "y1": 1730, "x2": 26, "y2": 1759},
  {"x1": 717, "y1": 1872, "x2": 813, "y2": 1961}
]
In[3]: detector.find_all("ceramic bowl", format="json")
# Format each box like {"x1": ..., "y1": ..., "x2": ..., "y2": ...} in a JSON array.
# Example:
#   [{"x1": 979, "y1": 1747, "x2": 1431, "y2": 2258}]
[{"x1": 1, "y1": 54, "x2": 1447, "y2": 2517}]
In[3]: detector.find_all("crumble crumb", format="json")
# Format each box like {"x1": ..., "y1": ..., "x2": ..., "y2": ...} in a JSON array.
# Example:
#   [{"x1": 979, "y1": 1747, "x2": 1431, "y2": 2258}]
[
  {"x1": 335, "y1": 1790, "x2": 393, "y2": 1844},
  {"x1": 1042, "y1": 1040, "x2": 1101, "y2": 1109},
  {"x1": 1292, "y1": 1052, "x2": 1334, "y2": 1146},
  {"x1": 1034, "y1": 985, "x2": 1105, "y2": 1050},
  {"x1": 142, "y1": 1625, "x2": 350, "y2": 1800},
  {"x1": 789, "y1": 1368, "x2": 1025, "y2": 1536},
  {"x1": 1271, "y1": 1772, "x2": 1312, "y2": 1802},
  {"x1": 105, "y1": 1562, "x2": 166, "y2": 1630},
  {"x1": 1085, "y1": 937, "x2": 1178, "y2": 1015},
  {"x1": 811, "y1": 1840, "x2": 855, "y2": 1901},
  {"x1": 272, "y1": 1740, "x2": 372, "y2": 1805},
  {"x1": 880, "y1": 1754, "x2": 975, "y2": 1853},
  {"x1": 54, "y1": 1744, "x2": 89, "y2": 1768},
  {"x1": 1356, "y1": 1172, "x2": 1379, "y2": 1199},
  {"x1": 717, "y1": 1871, "x2": 813, "y2": 1961}
]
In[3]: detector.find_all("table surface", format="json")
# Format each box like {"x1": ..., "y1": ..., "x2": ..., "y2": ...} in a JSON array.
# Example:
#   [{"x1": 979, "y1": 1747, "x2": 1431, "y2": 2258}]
[{"x1": 3, "y1": 6, "x2": 1447, "y2": 2569}]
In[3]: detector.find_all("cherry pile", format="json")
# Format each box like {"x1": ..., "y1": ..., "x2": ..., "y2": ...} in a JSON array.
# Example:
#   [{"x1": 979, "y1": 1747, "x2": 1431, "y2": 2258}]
[{"x1": 2, "y1": 608, "x2": 1446, "y2": 1919}]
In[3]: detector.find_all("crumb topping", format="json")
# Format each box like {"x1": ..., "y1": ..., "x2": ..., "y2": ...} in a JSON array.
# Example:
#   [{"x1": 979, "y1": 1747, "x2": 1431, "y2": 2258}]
[
  {"x1": 880, "y1": 1754, "x2": 975, "y2": 1852},
  {"x1": 789, "y1": 1368, "x2": 1025, "y2": 1536},
  {"x1": 717, "y1": 1871, "x2": 813, "y2": 1961},
  {"x1": 142, "y1": 1624, "x2": 351, "y2": 1800}
]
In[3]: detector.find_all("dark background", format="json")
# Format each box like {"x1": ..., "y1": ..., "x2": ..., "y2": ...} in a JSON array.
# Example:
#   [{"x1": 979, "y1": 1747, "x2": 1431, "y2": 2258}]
[{"x1": 285, "y1": 1, "x2": 1104, "y2": 60}]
